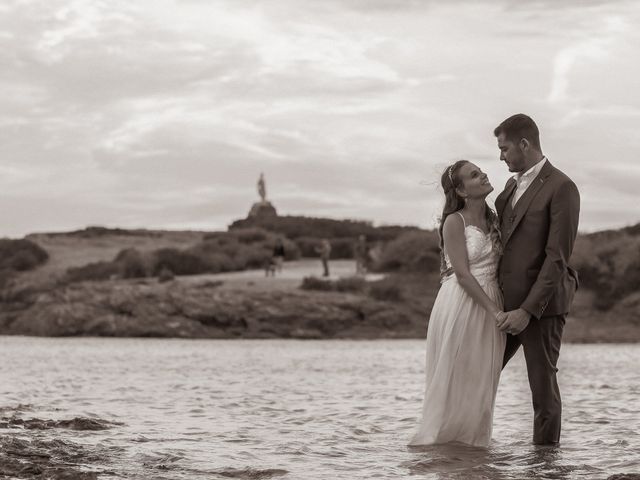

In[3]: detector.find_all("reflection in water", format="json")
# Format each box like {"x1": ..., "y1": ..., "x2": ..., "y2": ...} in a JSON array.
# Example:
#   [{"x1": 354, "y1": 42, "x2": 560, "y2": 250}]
[
  {"x1": 406, "y1": 443, "x2": 579, "y2": 479},
  {"x1": 406, "y1": 443, "x2": 496, "y2": 478}
]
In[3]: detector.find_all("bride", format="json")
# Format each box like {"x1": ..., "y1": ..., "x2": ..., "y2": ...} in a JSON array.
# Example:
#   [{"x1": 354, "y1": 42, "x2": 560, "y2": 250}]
[{"x1": 409, "y1": 160, "x2": 507, "y2": 447}]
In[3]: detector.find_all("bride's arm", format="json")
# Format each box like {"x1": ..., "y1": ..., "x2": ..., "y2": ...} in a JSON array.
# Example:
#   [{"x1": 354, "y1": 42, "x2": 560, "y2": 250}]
[{"x1": 442, "y1": 214, "x2": 503, "y2": 319}]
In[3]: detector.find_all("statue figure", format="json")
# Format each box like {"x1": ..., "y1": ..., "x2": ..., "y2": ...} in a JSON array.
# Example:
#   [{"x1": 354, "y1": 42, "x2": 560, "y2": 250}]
[
  {"x1": 247, "y1": 172, "x2": 277, "y2": 218},
  {"x1": 257, "y1": 173, "x2": 266, "y2": 203}
]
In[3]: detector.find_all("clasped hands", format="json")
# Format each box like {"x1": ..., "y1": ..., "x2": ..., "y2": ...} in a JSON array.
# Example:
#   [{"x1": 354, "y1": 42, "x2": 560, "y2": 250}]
[{"x1": 495, "y1": 308, "x2": 530, "y2": 335}]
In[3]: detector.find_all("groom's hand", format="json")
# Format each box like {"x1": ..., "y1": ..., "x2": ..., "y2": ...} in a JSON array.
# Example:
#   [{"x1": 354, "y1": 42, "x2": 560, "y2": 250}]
[{"x1": 498, "y1": 308, "x2": 531, "y2": 335}]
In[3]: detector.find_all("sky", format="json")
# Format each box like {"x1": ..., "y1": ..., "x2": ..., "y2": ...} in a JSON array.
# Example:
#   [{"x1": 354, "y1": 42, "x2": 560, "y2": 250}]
[{"x1": 1, "y1": 0, "x2": 640, "y2": 237}]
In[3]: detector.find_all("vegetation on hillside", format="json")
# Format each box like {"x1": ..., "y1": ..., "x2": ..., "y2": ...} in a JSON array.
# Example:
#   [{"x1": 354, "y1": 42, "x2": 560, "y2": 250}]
[
  {"x1": 570, "y1": 228, "x2": 640, "y2": 310},
  {"x1": 0, "y1": 239, "x2": 49, "y2": 288},
  {"x1": 230, "y1": 215, "x2": 421, "y2": 259},
  {"x1": 371, "y1": 230, "x2": 440, "y2": 272},
  {"x1": 64, "y1": 228, "x2": 301, "y2": 282}
]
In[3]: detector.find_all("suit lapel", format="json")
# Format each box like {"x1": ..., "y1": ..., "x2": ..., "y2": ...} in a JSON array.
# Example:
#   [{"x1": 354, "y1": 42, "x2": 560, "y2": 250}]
[
  {"x1": 496, "y1": 178, "x2": 517, "y2": 220},
  {"x1": 503, "y1": 160, "x2": 555, "y2": 246}
]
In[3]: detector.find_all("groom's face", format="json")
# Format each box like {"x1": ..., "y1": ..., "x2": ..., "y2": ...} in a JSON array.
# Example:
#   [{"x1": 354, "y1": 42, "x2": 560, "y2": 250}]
[{"x1": 497, "y1": 133, "x2": 525, "y2": 173}]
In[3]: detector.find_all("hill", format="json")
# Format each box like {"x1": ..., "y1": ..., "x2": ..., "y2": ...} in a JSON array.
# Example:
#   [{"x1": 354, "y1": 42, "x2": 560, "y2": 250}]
[{"x1": 0, "y1": 220, "x2": 638, "y2": 342}]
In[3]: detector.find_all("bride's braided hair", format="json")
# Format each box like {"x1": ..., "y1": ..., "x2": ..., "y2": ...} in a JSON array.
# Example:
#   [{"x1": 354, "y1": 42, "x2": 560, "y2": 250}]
[{"x1": 437, "y1": 160, "x2": 502, "y2": 278}]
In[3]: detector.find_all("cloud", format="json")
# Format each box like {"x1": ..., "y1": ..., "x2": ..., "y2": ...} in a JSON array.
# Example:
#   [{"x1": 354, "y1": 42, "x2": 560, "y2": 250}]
[
  {"x1": 0, "y1": 0, "x2": 639, "y2": 237},
  {"x1": 548, "y1": 15, "x2": 629, "y2": 104}
]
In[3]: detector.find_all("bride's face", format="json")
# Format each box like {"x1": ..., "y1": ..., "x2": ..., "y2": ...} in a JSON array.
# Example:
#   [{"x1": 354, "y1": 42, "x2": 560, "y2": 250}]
[{"x1": 457, "y1": 162, "x2": 493, "y2": 199}]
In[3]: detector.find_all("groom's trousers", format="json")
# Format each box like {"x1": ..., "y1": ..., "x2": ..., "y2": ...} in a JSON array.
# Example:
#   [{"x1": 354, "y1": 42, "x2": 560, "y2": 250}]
[{"x1": 502, "y1": 314, "x2": 566, "y2": 445}]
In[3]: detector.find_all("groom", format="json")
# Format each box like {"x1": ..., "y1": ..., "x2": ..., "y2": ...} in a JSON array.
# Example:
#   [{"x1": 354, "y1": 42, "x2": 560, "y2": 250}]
[{"x1": 493, "y1": 114, "x2": 580, "y2": 445}]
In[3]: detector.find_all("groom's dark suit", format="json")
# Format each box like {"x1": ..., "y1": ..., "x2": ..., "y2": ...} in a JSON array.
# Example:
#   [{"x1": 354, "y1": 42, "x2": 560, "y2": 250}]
[{"x1": 495, "y1": 159, "x2": 580, "y2": 444}]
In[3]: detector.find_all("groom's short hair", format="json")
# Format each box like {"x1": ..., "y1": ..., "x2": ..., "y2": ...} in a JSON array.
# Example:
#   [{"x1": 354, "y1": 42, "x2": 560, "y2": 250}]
[{"x1": 494, "y1": 114, "x2": 541, "y2": 150}]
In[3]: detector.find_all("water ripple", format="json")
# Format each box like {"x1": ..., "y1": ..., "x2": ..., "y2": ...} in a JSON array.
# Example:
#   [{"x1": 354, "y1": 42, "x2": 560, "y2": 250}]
[{"x1": 0, "y1": 338, "x2": 638, "y2": 479}]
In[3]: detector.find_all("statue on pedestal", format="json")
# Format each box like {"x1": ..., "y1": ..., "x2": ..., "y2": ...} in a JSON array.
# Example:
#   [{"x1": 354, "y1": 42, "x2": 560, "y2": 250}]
[
  {"x1": 248, "y1": 173, "x2": 277, "y2": 218},
  {"x1": 257, "y1": 173, "x2": 266, "y2": 203}
]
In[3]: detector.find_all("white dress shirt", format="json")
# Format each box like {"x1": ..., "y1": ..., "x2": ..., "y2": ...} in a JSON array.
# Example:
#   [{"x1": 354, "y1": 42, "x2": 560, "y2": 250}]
[{"x1": 512, "y1": 157, "x2": 547, "y2": 207}]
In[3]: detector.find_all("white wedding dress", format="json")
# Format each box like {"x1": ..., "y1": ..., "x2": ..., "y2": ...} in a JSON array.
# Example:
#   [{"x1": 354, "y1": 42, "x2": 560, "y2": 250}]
[{"x1": 410, "y1": 214, "x2": 506, "y2": 447}]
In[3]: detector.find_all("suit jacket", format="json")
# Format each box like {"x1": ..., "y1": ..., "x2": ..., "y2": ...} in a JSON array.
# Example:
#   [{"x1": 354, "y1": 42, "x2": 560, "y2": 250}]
[{"x1": 495, "y1": 160, "x2": 580, "y2": 319}]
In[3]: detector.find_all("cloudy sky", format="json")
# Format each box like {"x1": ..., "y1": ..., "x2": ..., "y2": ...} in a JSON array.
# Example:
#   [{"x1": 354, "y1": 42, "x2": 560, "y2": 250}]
[{"x1": 1, "y1": 0, "x2": 639, "y2": 237}]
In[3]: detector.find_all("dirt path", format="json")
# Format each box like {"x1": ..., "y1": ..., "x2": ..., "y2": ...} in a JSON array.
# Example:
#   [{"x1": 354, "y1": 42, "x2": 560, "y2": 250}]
[{"x1": 177, "y1": 259, "x2": 384, "y2": 291}]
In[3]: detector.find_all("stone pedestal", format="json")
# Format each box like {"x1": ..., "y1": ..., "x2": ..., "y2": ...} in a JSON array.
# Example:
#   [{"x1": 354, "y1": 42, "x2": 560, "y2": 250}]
[{"x1": 248, "y1": 201, "x2": 278, "y2": 218}]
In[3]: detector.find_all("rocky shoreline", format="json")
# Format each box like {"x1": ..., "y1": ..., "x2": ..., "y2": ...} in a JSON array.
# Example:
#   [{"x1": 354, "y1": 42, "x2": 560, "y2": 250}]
[
  {"x1": 0, "y1": 278, "x2": 427, "y2": 339},
  {"x1": 1, "y1": 273, "x2": 639, "y2": 342},
  {"x1": 0, "y1": 406, "x2": 114, "y2": 479}
]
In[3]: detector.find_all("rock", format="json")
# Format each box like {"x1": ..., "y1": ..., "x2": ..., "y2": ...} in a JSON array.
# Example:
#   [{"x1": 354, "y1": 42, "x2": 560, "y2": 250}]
[
  {"x1": 0, "y1": 277, "x2": 427, "y2": 339},
  {"x1": 248, "y1": 201, "x2": 277, "y2": 218}
]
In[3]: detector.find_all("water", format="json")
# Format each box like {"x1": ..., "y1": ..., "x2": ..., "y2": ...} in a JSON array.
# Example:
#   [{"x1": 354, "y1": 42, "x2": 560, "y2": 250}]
[{"x1": 0, "y1": 337, "x2": 638, "y2": 479}]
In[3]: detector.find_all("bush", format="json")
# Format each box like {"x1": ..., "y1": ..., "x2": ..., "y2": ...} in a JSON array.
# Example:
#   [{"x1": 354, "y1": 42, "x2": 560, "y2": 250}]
[
  {"x1": 0, "y1": 239, "x2": 49, "y2": 271},
  {"x1": 229, "y1": 215, "x2": 420, "y2": 242},
  {"x1": 300, "y1": 276, "x2": 334, "y2": 291},
  {"x1": 571, "y1": 232, "x2": 640, "y2": 310},
  {"x1": 115, "y1": 248, "x2": 149, "y2": 278},
  {"x1": 294, "y1": 237, "x2": 359, "y2": 259},
  {"x1": 229, "y1": 227, "x2": 269, "y2": 244},
  {"x1": 373, "y1": 231, "x2": 440, "y2": 272},
  {"x1": 204, "y1": 253, "x2": 237, "y2": 273},
  {"x1": 62, "y1": 226, "x2": 159, "y2": 238},
  {"x1": 66, "y1": 261, "x2": 121, "y2": 282},
  {"x1": 157, "y1": 266, "x2": 175, "y2": 283},
  {"x1": 295, "y1": 237, "x2": 321, "y2": 258},
  {"x1": 334, "y1": 276, "x2": 366, "y2": 293},
  {"x1": 369, "y1": 278, "x2": 404, "y2": 302},
  {"x1": 152, "y1": 248, "x2": 211, "y2": 276},
  {"x1": 299, "y1": 276, "x2": 366, "y2": 293},
  {"x1": 329, "y1": 238, "x2": 356, "y2": 259}
]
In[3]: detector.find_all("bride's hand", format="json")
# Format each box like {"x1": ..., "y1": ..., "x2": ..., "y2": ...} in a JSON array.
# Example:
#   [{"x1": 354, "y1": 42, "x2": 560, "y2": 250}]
[{"x1": 495, "y1": 311, "x2": 508, "y2": 327}]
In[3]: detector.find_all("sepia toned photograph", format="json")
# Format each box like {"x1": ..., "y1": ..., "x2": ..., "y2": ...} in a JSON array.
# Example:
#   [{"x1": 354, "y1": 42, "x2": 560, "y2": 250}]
[{"x1": 1, "y1": 1, "x2": 639, "y2": 479}]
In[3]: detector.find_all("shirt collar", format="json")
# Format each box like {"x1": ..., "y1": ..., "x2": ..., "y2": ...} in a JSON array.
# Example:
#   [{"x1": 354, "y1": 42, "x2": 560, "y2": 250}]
[{"x1": 513, "y1": 156, "x2": 547, "y2": 183}]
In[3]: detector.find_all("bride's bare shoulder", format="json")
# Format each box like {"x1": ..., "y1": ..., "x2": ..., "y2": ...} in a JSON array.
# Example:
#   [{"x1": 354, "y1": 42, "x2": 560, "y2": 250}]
[{"x1": 443, "y1": 212, "x2": 465, "y2": 234}]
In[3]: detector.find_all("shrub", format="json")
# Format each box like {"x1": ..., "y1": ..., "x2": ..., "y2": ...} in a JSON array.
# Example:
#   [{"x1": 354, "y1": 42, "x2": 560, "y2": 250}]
[
  {"x1": 300, "y1": 276, "x2": 334, "y2": 291},
  {"x1": 334, "y1": 276, "x2": 367, "y2": 293},
  {"x1": 295, "y1": 237, "x2": 322, "y2": 258},
  {"x1": 229, "y1": 227, "x2": 269, "y2": 244},
  {"x1": 152, "y1": 248, "x2": 211, "y2": 276},
  {"x1": 329, "y1": 238, "x2": 356, "y2": 259},
  {"x1": 66, "y1": 261, "x2": 121, "y2": 282},
  {"x1": 157, "y1": 266, "x2": 175, "y2": 283},
  {"x1": 571, "y1": 232, "x2": 640, "y2": 310},
  {"x1": 294, "y1": 237, "x2": 357, "y2": 259},
  {"x1": 368, "y1": 278, "x2": 404, "y2": 302},
  {"x1": 299, "y1": 276, "x2": 366, "y2": 293},
  {"x1": 204, "y1": 253, "x2": 237, "y2": 273},
  {"x1": 62, "y1": 226, "x2": 159, "y2": 238},
  {"x1": 0, "y1": 239, "x2": 49, "y2": 271},
  {"x1": 229, "y1": 215, "x2": 420, "y2": 242},
  {"x1": 373, "y1": 231, "x2": 440, "y2": 272},
  {"x1": 115, "y1": 248, "x2": 149, "y2": 278}
]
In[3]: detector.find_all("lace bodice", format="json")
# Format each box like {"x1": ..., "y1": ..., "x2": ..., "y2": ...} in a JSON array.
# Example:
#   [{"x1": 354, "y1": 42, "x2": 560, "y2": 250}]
[{"x1": 443, "y1": 225, "x2": 498, "y2": 284}]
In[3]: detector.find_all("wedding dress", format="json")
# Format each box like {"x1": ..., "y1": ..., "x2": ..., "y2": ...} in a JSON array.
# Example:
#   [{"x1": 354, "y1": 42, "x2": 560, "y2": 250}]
[{"x1": 410, "y1": 213, "x2": 506, "y2": 447}]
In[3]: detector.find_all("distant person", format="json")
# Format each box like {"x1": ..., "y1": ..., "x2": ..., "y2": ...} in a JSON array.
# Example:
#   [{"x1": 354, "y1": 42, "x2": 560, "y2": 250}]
[
  {"x1": 354, "y1": 235, "x2": 368, "y2": 275},
  {"x1": 272, "y1": 239, "x2": 285, "y2": 274},
  {"x1": 315, "y1": 239, "x2": 331, "y2": 277},
  {"x1": 264, "y1": 256, "x2": 276, "y2": 277}
]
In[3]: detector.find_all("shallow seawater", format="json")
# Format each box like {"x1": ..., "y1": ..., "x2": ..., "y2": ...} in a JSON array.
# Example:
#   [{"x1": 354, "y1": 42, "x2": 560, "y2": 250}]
[{"x1": 0, "y1": 337, "x2": 638, "y2": 479}]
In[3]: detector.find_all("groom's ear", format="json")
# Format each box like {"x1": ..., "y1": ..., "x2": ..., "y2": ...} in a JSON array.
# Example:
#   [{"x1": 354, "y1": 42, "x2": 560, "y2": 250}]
[{"x1": 519, "y1": 138, "x2": 530, "y2": 151}]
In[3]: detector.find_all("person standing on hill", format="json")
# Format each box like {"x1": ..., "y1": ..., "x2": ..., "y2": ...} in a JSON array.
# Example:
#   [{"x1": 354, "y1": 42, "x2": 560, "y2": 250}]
[
  {"x1": 494, "y1": 113, "x2": 580, "y2": 445},
  {"x1": 354, "y1": 235, "x2": 368, "y2": 276},
  {"x1": 316, "y1": 239, "x2": 331, "y2": 277},
  {"x1": 272, "y1": 238, "x2": 285, "y2": 274}
]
